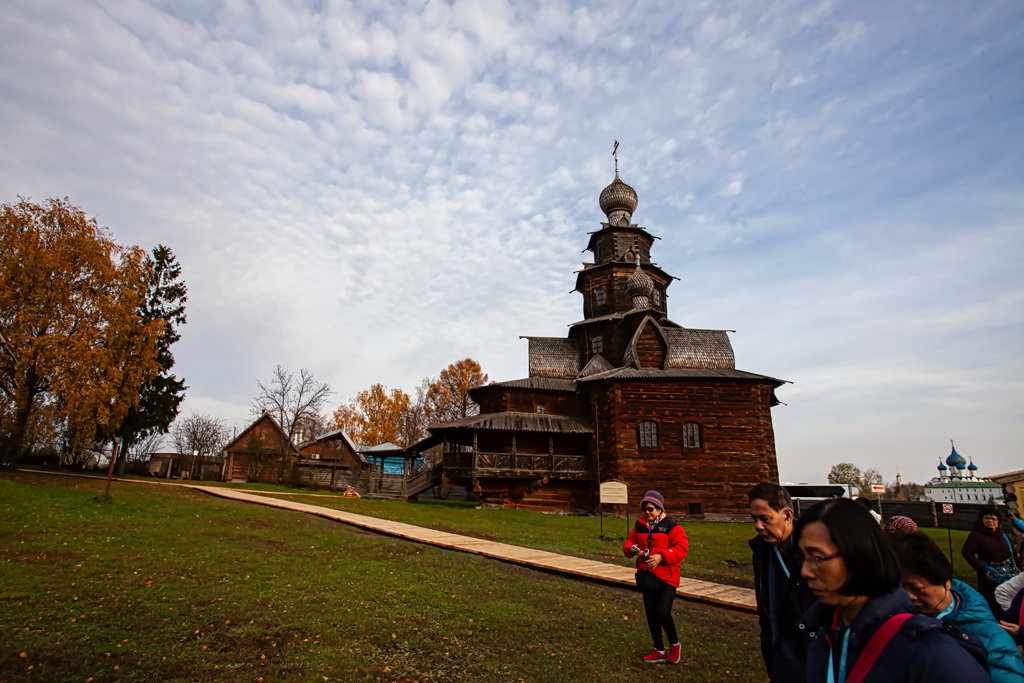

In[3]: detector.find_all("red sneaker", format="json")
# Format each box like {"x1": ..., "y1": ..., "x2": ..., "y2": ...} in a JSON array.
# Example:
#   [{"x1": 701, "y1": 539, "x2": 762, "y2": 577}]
[
  {"x1": 667, "y1": 642, "x2": 681, "y2": 664},
  {"x1": 641, "y1": 648, "x2": 667, "y2": 664}
]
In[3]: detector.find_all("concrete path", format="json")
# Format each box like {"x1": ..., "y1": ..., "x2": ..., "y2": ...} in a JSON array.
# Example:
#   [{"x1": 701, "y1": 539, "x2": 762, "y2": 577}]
[{"x1": 16, "y1": 469, "x2": 757, "y2": 612}]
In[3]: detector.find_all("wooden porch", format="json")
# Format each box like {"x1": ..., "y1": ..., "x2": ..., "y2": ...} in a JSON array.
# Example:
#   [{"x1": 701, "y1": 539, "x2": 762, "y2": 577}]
[{"x1": 442, "y1": 450, "x2": 588, "y2": 479}]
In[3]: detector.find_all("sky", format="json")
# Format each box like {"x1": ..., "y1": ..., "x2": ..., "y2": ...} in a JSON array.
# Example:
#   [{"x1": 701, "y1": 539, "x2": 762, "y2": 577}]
[{"x1": 2, "y1": 0, "x2": 1022, "y2": 485}]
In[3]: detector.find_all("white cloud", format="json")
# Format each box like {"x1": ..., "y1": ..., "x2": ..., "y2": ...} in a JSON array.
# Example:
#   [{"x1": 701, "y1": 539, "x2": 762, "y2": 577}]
[{"x1": 1, "y1": 0, "x2": 1021, "y2": 483}]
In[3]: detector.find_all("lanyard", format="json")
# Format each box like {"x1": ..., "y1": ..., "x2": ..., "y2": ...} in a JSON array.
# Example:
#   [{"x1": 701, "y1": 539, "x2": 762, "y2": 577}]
[
  {"x1": 826, "y1": 627, "x2": 851, "y2": 683},
  {"x1": 646, "y1": 513, "x2": 664, "y2": 547},
  {"x1": 773, "y1": 546, "x2": 791, "y2": 579},
  {"x1": 936, "y1": 593, "x2": 956, "y2": 619}
]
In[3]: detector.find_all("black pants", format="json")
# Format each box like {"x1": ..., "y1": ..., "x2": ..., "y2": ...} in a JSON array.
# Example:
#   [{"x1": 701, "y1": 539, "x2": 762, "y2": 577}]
[{"x1": 636, "y1": 570, "x2": 678, "y2": 650}]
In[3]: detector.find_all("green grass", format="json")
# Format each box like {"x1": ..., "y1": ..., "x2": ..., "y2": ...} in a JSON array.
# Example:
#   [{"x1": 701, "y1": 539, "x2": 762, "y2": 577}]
[{"x1": 1, "y1": 471, "x2": 765, "y2": 682}]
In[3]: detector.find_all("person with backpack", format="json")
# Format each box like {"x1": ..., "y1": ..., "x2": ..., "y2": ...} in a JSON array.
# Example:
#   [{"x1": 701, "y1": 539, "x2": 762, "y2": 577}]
[
  {"x1": 773, "y1": 498, "x2": 992, "y2": 682},
  {"x1": 623, "y1": 490, "x2": 689, "y2": 665},
  {"x1": 893, "y1": 531, "x2": 1024, "y2": 683}
]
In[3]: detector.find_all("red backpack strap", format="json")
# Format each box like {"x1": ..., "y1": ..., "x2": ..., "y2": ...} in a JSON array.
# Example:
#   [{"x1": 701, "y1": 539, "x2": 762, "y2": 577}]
[{"x1": 844, "y1": 613, "x2": 913, "y2": 683}]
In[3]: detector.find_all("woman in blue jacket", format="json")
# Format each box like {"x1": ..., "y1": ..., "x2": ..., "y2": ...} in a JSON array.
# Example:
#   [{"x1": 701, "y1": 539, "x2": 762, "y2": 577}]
[
  {"x1": 893, "y1": 531, "x2": 1024, "y2": 683},
  {"x1": 773, "y1": 498, "x2": 991, "y2": 683}
]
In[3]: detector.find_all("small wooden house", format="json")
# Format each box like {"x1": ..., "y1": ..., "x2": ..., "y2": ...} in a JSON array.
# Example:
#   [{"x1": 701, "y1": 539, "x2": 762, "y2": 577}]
[
  {"x1": 299, "y1": 427, "x2": 364, "y2": 471},
  {"x1": 428, "y1": 169, "x2": 785, "y2": 515},
  {"x1": 223, "y1": 412, "x2": 301, "y2": 484}
]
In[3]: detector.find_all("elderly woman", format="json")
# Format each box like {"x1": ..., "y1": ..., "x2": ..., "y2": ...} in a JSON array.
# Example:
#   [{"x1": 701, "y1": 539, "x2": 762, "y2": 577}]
[
  {"x1": 623, "y1": 490, "x2": 688, "y2": 665},
  {"x1": 772, "y1": 498, "x2": 991, "y2": 683},
  {"x1": 962, "y1": 508, "x2": 1021, "y2": 615},
  {"x1": 893, "y1": 531, "x2": 1024, "y2": 683}
]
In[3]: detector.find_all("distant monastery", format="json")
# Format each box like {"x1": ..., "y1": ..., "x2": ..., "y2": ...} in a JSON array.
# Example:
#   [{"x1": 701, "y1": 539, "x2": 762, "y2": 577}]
[{"x1": 923, "y1": 442, "x2": 1003, "y2": 505}]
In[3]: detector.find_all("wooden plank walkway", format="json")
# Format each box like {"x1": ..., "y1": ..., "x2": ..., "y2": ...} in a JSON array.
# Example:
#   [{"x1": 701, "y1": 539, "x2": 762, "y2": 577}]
[
  {"x1": 192, "y1": 485, "x2": 757, "y2": 613},
  {"x1": 14, "y1": 470, "x2": 755, "y2": 612}
]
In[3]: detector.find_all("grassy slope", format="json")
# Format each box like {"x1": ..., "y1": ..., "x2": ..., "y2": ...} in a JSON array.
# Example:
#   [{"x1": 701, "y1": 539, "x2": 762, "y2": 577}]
[{"x1": 1, "y1": 471, "x2": 764, "y2": 683}]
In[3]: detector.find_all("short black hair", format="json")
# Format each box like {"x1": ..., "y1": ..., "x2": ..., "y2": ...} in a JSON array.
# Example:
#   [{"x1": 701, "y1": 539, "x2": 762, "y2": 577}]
[
  {"x1": 794, "y1": 498, "x2": 901, "y2": 598},
  {"x1": 978, "y1": 507, "x2": 1001, "y2": 523},
  {"x1": 892, "y1": 531, "x2": 952, "y2": 586},
  {"x1": 748, "y1": 482, "x2": 794, "y2": 511}
]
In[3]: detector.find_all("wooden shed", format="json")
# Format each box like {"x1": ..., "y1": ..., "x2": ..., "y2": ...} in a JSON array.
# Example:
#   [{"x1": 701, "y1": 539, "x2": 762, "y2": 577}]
[{"x1": 222, "y1": 412, "x2": 301, "y2": 484}]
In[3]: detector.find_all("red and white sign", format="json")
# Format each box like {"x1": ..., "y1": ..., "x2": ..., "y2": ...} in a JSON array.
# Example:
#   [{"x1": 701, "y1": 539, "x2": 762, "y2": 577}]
[
  {"x1": 871, "y1": 485, "x2": 885, "y2": 493},
  {"x1": 943, "y1": 504, "x2": 954, "y2": 514}
]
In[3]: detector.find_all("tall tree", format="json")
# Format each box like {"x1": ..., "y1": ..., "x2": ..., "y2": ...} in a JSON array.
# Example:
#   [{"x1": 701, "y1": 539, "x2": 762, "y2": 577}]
[
  {"x1": 252, "y1": 365, "x2": 331, "y2": 446},
  {"x1": 171, "y1": 413, "x2": 228, "y2": 479},
  {"x1": 0, "y1": 197, "x2": 163, "y2": 466},
  {"x1": 827, "y1": 462, "x2": 885, "y2": 498},
  {"x1": 112, "y1": 245, "x2": 187, "y2": 475},
  {"x1": 330, "y1": 384, "x2": 414, "y2": 447},
  {"x1": 421, "y1": 358, "x2": 488, "y2": 425}
]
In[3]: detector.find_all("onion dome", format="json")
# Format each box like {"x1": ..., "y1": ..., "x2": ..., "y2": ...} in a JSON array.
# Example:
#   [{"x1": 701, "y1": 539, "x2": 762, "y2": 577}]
[
  {"x1": 626, "y1": 260, "x2": 654, "y2": 309},
  {"x1": 599, "y1": 173, "x2": 638, "y2": 225},
  {"x1": 937, "y1": 459, "x2": 947, "y2": 472},
  {"x1": 967, "y1": 457, "x2": 978, "y2": 472},
  {"x1": 946, "y1": 443, "x2": 967, "y2": 468}
]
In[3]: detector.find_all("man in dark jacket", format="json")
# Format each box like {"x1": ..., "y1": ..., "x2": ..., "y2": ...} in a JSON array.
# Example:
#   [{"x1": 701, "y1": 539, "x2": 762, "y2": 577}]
[{"x1": 748, "y1": 483, "x2": 813, "y2": 678}]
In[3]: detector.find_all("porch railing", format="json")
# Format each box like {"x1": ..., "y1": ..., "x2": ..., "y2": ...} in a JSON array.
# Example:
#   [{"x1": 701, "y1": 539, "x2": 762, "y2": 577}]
[{"x1": 442, "y1": 450, "x2": 587, "y2": 477}]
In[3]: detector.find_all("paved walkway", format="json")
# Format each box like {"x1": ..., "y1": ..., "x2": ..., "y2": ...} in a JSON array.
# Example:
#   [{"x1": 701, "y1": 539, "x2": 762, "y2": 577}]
[{"x1": 17, "y1": 469, "x2": 757, "y2": 612}]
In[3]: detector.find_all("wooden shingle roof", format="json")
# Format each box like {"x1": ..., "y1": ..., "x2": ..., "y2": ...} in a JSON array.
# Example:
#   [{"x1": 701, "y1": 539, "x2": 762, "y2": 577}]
[
  {"x1": 664, "y1": 328, "x2": 735, "y2": 369},
  {"x1": 429, "y1": 411, "x2": 591, "y2": 434},
  {"x1": 523, "y1": 337, "x2": 580, "y2": 378}
]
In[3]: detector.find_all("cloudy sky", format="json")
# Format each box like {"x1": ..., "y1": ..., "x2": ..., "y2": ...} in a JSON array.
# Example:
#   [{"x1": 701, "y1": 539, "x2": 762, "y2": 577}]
[{"x1": 2, "y1": 0, "x2": 1022, "y2": 485}]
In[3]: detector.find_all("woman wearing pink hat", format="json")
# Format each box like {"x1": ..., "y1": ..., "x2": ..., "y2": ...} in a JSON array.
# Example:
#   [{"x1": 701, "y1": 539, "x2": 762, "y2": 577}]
[{"x1": 623, "y1": 490, "x2": 689, "y2": 664}]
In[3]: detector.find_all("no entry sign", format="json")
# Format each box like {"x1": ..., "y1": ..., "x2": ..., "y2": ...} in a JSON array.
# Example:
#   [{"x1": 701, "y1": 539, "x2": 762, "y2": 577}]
[{"x1": 943, "y1": 503, "x2": 953, "y2": 514}]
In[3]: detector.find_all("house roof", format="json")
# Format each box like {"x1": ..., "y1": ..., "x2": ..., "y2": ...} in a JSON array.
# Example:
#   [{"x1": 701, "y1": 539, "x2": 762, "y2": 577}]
[
  {"x1": 576, "y1": 366, "x2": 786, "y2": 385},
  {"x1": 472, "y1": 377, "x2": 579, "y2": 394},
  {"x1": 578, "y1": 353, "x2": 614, "y2": 378},
  {"x1": 523, "y1": 336, "x2": 580, "y2": 378},
  {"x1": 222, "y1": 411, "x2": 300, "y2": 456},
  {"x1": 663, "y1": 328, "x2": 735, "y2": 369},
  {"x1": 429, "y1": 411, "x2": 592, "y2": 434},
  {"x1": 299, "y1": 426, "x2": 358, "y2": 452},
  {"x1": 358, "y1": 442, "x2": 404, "y2": 455}
]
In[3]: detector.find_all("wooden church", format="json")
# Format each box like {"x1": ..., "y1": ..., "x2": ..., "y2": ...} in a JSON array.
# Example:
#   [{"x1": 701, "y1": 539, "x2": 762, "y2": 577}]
[{"x1": 428, "y1": 161, "x2": 785, "y2": 515}]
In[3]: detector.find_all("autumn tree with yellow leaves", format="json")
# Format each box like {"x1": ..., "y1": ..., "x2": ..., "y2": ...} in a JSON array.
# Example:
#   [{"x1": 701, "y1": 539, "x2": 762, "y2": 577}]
[
  {"x1": 0, "y1": 198, "x2": 164, "y2": 466},
  {"x1": 329, "y1": 358, "x2": 488, "y2": 450},
  {"x1": 329, "y1": 384, "x2": 414, "y2": 447}
]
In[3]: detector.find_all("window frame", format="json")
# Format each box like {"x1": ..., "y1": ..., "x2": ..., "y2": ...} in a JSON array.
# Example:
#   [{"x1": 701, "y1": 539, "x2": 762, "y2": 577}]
[
  {"x1": 595, "y1": 286, "x2": 607, "y2": 306},
  {"x1": 592, "y1": 335, "x2": 603, "y2": 354},
  {"x1": 638, "y1": 420, "x2": 659, "y2": 449},
  {"x1": 682, "y1": 422, "x2": 701, "y2": 449}
]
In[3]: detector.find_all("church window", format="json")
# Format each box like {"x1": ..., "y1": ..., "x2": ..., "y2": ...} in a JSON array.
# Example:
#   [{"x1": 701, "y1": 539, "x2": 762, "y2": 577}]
[
  {"x1": 638, "y1": 421, "x2": 658, "y2": 448},
  {"x1": 592, "y1": 336, "x2": 603, "y2": 354},
  {"x1": 595, "y1": 287, "x2": 607, "y2": 306},
  {"x1": 653, "y1": 288, "x2": 661, "y2": 307},
  {"x1": 682, "y1": 422, "x2": 701, "y2": 449}
]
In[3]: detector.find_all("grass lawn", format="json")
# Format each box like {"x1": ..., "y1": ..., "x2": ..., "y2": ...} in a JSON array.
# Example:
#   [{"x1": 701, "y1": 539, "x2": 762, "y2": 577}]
[{"x1": 1, "y1": 471, "x2": 765, "y2": 683}]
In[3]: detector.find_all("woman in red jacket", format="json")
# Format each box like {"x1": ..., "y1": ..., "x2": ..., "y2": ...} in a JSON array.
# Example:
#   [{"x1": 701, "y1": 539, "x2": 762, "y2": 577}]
[{"x1": 623, "y1": 490, "x2": 689, "y2": 665}]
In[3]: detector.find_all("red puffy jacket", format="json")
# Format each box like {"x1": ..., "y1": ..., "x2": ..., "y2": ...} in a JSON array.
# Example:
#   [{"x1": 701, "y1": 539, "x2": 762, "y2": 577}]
[{"x1": 623, "y1": 515, "x2": 689, "y2": 587}]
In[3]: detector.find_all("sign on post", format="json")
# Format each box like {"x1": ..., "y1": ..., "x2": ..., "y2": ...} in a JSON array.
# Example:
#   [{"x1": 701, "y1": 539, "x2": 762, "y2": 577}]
[
  {"x1": 599, "y1": 480, "x2": 628, "y2": 504},
  {"x1": 942, "y1": 503, "x2": 953, "y2": 514},
  {"x1": 598, "y1": 480, "x2": 628, "y2": 537},
  {"x1": 942, "y1": 503, "x2": 954, "y2": 565},
  {"x1": 871, "y1": 485, "x2": 885, "y2": 493}
]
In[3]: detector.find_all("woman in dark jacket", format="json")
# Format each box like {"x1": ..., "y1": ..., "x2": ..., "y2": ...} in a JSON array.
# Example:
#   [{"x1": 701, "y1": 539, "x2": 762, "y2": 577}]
[
  {"x1": 962, "y1": 508, "x2": 1020, "y2": 615},
  {"x1": 623, "y1": 490, "x2": 689, "y2": 665},
  {"x1": 772, "y1": 498, "x2": 991, "y2": 683}
]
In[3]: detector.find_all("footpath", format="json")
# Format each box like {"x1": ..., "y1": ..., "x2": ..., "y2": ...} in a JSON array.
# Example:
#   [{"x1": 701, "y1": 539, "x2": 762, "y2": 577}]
[{"x1": 18, "y1": 469, "x2": 757, "y2": 613}]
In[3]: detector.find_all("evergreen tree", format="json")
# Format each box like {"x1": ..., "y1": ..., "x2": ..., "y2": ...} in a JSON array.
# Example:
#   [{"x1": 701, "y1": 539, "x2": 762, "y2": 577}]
[{"x1": 113, "y1": 245, "x2": 187, "y2": 473}]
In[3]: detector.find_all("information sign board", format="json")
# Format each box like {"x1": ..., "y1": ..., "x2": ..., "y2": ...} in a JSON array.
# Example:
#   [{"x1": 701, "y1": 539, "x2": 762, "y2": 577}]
[{"x1": 599, "y1": 480, "x2": 628, "y2": 505}]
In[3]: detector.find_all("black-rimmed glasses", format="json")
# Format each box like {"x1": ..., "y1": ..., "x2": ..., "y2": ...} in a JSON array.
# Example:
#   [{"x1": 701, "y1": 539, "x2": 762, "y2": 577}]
[{"x1": 642, "y1": 506, "x2": 657, "y2": 513}]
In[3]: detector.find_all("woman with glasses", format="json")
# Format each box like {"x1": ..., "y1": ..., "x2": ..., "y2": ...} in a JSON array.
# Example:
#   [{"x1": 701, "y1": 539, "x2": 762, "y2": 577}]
[
  {"x1": 773, "y1": 498, "x2": 991, "y2": 683},
  {"x1": 892, "y1": 531, "x2": 1024, "y2": 683},
  {"x1": 623, "y1": 490, "x2": 688, "y2": 665}
]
